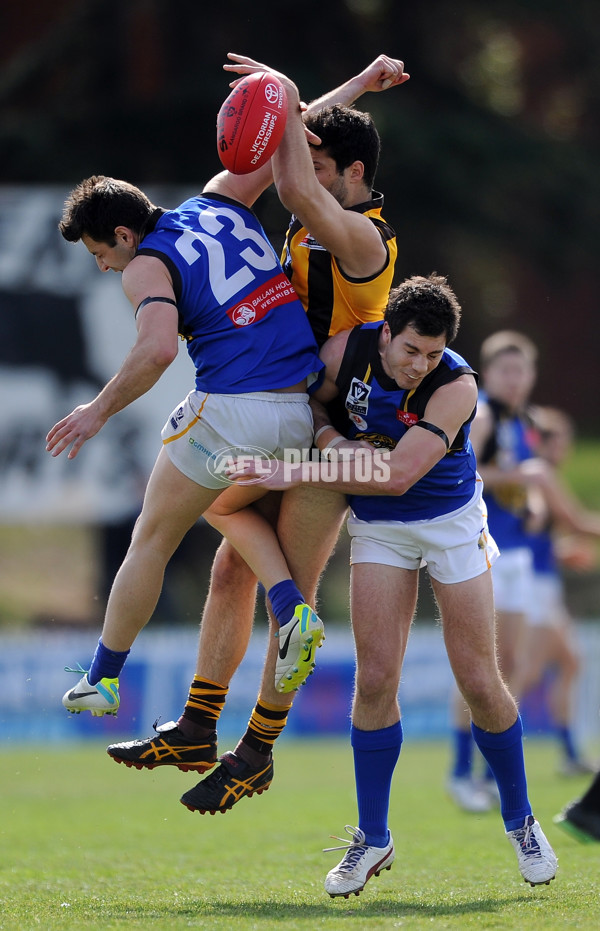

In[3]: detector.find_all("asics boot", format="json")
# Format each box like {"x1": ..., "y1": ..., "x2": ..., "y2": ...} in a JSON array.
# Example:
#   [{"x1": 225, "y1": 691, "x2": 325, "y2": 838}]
[
  {"x1": 506, "y1": 815, "x2": 558, "y2": 886},
  {"x1": 275, "y1": 603, "x2": 324, "y2": 693},
  {"x1": 62, "y1": 665, "x2": 119, "y2": 717},
  {"x1": 324, "y1": 825, "x2": 394, "y2": 898},
  {"x1": 181, "y1": 750, "x2": 273, "y2": 814},
  {"x1": 107, "y1": 720, "x2": 217, "y2": 772},
  {"x1": 554, "y1": 800, "x2": 600, "y2": 843}
]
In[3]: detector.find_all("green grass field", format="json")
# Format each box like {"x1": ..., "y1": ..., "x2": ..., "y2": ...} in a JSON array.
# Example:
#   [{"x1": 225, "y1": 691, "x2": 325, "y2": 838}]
[{"x1": 1, "y1": 738, "x2": 598, "y2": 930}]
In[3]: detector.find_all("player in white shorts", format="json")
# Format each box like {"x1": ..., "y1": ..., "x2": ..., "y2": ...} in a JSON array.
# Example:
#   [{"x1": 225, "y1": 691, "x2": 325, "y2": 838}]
[
  {"x1": 48, "y1": 160, "x2": 325, "y2": 721},
  {"x1": 232, "y1": 275, "x2": 557, "y2": 896}
]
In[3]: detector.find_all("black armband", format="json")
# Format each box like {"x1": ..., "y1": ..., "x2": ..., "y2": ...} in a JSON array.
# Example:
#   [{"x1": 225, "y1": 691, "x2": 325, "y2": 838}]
[
  {"x1": 135, "y1": 296, "x2": 178, "y2": 317},
  {"x1": 414, "y1": 420, "x2": 450, "y2": 451}
]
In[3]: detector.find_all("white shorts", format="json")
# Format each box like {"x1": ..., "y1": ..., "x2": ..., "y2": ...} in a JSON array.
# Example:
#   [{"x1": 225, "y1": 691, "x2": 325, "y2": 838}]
[
  {"x1": 526, "y1": 573, "x2": 568, "y2": 629},
  {"x1": 161, "y1": 389, "x2": 313, "y2": 489},
  {"x1": 348, "y1": 481, "x2": 499, "y2": 584},
  {"x1": 491, "y1": 547, "x2": 534, "y2": 613}
]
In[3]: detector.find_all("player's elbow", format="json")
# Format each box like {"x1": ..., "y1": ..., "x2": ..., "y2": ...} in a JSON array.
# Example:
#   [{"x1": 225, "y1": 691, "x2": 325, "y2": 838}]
[
  {"x1": 384, "y1": 473, "x2": 411, "y2": 496},
  {"x1": 152, "y1": 343, "x2": 178, "y2": 369}
]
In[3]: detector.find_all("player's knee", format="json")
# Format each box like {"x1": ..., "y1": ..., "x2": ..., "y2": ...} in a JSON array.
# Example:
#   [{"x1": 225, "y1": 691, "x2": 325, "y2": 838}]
[
  {"x1": 209, "y1": 540, "x2": 256, "y2": 593},
  {"x1": 457, "y1": 667, "x2": 503, "y2": 708},
  {"x1": 354, "y1": 666, "x2": 397, "y2": 705}
]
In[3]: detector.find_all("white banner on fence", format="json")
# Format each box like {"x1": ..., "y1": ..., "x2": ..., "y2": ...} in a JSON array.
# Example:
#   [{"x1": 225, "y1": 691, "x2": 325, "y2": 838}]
[{"x1": 0, "y1": 185, "x2": 195, "y2": 523}]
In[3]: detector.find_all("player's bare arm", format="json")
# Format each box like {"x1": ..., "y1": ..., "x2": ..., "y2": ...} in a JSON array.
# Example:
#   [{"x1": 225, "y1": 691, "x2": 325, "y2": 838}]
[
  {"x1": 46, "y1": 256, "x2": 179, "y2": 459},
  {"x1": 276, "y1": 91, "x2": 388, "y2": 278},
  {"x1": 224, "y1": 52, "x2": 409, "y2": 112},
  {"x1": 471, "y1": 401, "x2": 554, "y2": 492},
  {"x1": 305, "y1": 53, "x2": 410, "y2": 113},
  {"x1": 232, "y1": 373, "x2": 477, "y2": 495},
  {"x1": 203, "y1": 161, "x2": 275, "y2": 209},
  {"x1": 224, "y1": 54, "x2": 392, "y2": 279}
]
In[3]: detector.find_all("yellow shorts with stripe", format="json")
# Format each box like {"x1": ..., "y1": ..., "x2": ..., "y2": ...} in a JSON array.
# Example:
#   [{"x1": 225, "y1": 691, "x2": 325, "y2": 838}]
[
  {"x1": 347, "y1": 479, "x2": 499, "y2": 584},
  {"x1": 161, "y1": 389, "x2": 313, "y2": 490}
]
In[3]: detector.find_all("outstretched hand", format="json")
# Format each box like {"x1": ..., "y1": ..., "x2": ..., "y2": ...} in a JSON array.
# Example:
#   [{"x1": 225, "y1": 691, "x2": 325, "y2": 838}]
[
  {"x1": 46, "y1": 402, "x2": 107, "y2": 459},
  {"x1": 224, "y1": 52, "x2": 296, "y2": 95}
]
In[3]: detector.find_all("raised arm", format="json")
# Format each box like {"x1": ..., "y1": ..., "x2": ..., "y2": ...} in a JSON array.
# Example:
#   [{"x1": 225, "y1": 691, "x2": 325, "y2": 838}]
[
  {"x1": 304, "y1": 53, "x2": 410, "y2": 113},
  {"x1": 203, "y1": 161, "x2": 275, "y2": 208}
]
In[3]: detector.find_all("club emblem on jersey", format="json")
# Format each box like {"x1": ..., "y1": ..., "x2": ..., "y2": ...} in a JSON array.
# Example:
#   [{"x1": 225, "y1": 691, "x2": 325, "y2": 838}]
[{"x1": 231, "y1": 303, "x2": 256, "y2": 326}]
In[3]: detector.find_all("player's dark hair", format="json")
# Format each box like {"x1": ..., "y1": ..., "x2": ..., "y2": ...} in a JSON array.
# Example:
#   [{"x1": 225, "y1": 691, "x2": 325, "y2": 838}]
[
  {"x1": 59, "y1": 175, "x2": 155, "y2": 244},
  {"x1": 304, "y1": 105, "x2": 381, "y2": 190},
  {"x1": 384, "y1": 274, "x2": 462, "y2": 344}
]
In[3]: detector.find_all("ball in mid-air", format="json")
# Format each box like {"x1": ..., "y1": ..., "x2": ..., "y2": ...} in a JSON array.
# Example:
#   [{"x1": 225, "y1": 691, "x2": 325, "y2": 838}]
[{"x1": 217, "y1": 71, "x2": 288, "y2": 174}]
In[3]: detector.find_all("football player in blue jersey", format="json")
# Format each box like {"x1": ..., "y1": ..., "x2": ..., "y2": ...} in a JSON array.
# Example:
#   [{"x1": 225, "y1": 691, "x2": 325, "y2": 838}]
[
  {"x1": 48, "y1": 163, "x2": 328, "y2": 719},
  {"x1": 230, "y1": 274, "x2": 558, "y2": 896},
  {"x1": 104, "y1": 54, "x2": 409, "y2": 808}
]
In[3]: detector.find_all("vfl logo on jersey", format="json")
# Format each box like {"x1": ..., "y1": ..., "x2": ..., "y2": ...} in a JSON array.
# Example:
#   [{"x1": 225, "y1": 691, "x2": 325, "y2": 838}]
[
  {"x1": 345, "y1": 378, "x2": 371, "y2": 431},
  {"x1": 397, "y1": 410, "x2": 418, "y2": 427}
]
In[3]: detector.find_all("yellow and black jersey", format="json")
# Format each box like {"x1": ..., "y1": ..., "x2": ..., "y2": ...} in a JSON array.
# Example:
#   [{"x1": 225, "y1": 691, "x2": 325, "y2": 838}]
[{"x1": 281, "y1": 191, "x2": 397, "y2": 348}]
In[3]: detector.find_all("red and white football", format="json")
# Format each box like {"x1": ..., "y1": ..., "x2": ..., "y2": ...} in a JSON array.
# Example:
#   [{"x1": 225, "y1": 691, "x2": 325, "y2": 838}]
[{"x1": 217, "y1": 71, "x2": 288, "y2": 174}]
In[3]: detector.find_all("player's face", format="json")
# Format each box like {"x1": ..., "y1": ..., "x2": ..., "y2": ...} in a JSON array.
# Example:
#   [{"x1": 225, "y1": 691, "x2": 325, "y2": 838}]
[
  {"x1": 310, "y1": 149, "x2": 349, "y2": 205},
  {"x1": 379, "y1": 323, "x2": 446, "y2": 389},
  {"x1": 483, "y1": 351, "x2": 536, "y2": 411},
  {"x1": 82, "y1": 233, "x2": 137, "y2": 273}
]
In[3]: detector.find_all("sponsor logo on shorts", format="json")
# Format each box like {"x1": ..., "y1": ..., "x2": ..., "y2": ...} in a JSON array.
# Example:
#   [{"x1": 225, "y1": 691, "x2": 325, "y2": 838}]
[{"x1": 188, "y1": 436, "x2": 218, "y2": 461}]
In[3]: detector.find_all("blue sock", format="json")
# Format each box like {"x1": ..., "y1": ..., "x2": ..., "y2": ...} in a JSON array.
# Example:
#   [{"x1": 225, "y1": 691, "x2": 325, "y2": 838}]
[
  {"x1": 451, "y1": 728, "x2": 473, "y2": 778},
  {"x1": 471, "y1": 716, "x2": 531, "y2": 831},
  {"x1": 556, "y1": 725, "x2": 577, "y2": 761},
  {"x1": 268, "y1": 580, "x2": 304, "y2": 627},
  {"x1": 88, "y1": 638, "x2": 130, "y2": 685},
  {"x1": 351, "y1": 721, "x2": 403, "y2": 847}
]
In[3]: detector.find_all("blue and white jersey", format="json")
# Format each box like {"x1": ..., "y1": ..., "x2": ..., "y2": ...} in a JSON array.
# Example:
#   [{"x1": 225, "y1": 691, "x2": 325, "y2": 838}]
[
  {"x1": 478, "y1": 394, "x2": 537, "y2": 550},
  {"x1": 137, "y1": 193, "x2": 323, "y2": 393},
  {"x1": 526, "y1": 526, "x2": 557, "y2": 577},
  {"x1": 335, "y1": 322, "x2": 478, "y2": 522}
]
